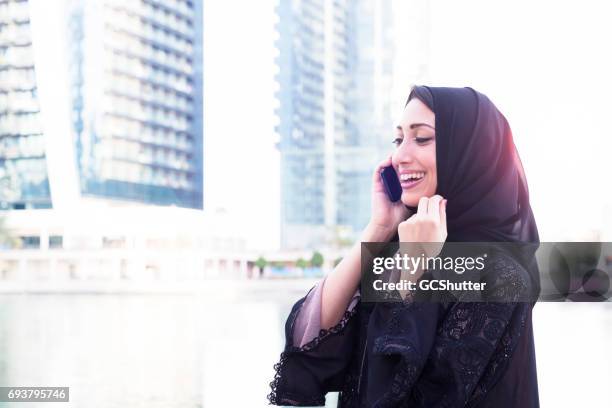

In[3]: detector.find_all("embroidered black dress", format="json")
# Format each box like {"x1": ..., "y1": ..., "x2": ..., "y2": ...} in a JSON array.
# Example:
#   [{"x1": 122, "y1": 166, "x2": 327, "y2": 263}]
[
  {"x1": 268, "y1": 86, "x2": 541, "y2": 407},
  {"x1": 268, "y1": 250, "x2": 539, "y2": 407}
]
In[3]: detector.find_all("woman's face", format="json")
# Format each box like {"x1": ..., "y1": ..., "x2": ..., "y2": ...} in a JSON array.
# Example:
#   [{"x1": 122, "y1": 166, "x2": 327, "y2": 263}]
[{"x1": 391, "y1": 97, "x2": 437, "y2": 207}]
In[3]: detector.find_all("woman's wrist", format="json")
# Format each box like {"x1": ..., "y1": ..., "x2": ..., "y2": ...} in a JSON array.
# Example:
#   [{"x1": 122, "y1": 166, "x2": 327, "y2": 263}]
[{"x1": 362, "y1": 222, "x2": 395, "y2": 242}]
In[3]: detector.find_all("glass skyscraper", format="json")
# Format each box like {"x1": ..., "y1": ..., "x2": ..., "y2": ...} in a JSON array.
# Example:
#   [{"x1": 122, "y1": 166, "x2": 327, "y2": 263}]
[
  {"x1": 275, "y1": 0, "x2": 394, "y2": 249},
  {"x1": 0, "y1": 0, "x2": 51, "y2": 209},
  {"x1": 0, "y1": 0, "x2": 203, "y2": 210}
]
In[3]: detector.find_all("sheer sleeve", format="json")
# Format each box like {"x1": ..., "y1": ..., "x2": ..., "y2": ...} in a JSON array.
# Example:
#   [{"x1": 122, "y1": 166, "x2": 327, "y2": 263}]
[
  {"x1": 293, "y1": 275, "x2": 361, "y2": 348},
  {"x1": 268, "y1": 277, "x2": 361, "y2": 406}
]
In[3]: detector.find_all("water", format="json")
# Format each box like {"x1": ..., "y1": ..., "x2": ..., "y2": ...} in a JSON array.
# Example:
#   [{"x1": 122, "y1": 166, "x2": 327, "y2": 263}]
[
  {"x1": 0, "y1": 286, "x2": 610, "y2": 407},
  {"x1": 0, "y1": 287, "x2": 304, "y2": 408}
]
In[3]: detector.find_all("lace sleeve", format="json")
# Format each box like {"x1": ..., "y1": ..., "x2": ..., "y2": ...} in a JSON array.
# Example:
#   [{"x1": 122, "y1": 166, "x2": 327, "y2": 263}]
[
  {"x1": 268, "y1": 279, "x2": 361, "y2": 406},
  {"x1": 293, "y1": 275, "x2": 361, "y2": 348}
]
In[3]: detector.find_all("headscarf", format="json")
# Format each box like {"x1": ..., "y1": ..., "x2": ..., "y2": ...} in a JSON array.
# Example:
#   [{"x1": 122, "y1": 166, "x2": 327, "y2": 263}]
[
  {"x1": 394, "y1": 86, "x2": 540, "y2": 299},
  {"x1": 423, "y1": 86, "x2": 538, "y2": 244},
  {"x1": 366, "y1": 86, "x2": 541, "y2": 406}
]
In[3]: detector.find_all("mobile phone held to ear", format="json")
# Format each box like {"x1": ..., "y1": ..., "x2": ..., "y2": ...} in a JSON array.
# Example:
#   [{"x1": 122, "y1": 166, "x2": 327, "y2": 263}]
[{"x1": 380, "y1": 165, "x2": 402, "y2": 202}]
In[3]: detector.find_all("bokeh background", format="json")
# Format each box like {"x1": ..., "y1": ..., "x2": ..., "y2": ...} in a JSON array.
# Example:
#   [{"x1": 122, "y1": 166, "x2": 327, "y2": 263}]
[{"x1": 1, "y1": 0, "x2": 611, "y2": 406}]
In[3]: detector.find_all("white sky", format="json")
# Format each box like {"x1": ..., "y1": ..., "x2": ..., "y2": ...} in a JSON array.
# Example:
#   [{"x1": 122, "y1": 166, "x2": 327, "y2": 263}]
[
  {"x1": 420, "y1": 1, "x2": 612, "y2": 240},
  {"x1": 420, "y1": 0, "x2": 612, "y2": 241},
  {"x1": 202, "y1": 0, "x2": 280, "y2": 250},
  {"x1": 204, "y1": 0, "x2": 612, "y2": 249}
]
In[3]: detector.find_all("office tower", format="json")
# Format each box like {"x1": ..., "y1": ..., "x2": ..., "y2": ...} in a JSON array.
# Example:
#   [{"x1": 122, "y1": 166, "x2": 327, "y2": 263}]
[
  {"x1": 0, "y1": 0, "x2": 51, "y2": 209},
  {"x1": 0, "y1": 0, "x2": 203, "y2": 210},
  {"x1": 275, "y1": 0, "x2": 394, "y2": 249}
]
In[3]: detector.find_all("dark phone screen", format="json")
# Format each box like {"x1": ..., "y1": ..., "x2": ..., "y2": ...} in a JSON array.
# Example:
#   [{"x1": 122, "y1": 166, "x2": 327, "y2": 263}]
[{"x1": 380, "y1": 165, "x2": 402, "y2": 202}]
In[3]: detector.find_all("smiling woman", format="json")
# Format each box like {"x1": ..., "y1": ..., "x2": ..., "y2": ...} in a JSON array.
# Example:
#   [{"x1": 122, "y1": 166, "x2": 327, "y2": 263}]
[
  {"x1": 392, "y1": 91, "x2": 437, "y2": 206},
  {"x1": 268, "y1": 85, "x2": 540, "y2": 407}
]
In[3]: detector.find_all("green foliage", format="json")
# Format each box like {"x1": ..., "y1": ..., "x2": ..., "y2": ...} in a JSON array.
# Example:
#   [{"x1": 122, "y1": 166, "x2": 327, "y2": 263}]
[
  {"x1": 254, "y1": 256, "x2": 267, "y2": 270},
  {"x1": 310, "y1": 251, "x2": 324, "y2": 268},
  {"x1": 295, "y1": 258, "x2": 308, "y2": 269}
]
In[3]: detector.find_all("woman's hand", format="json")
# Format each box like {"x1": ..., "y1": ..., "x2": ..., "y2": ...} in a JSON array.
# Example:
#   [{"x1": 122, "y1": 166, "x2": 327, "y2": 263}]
[
  {"x1": 368, "y1": 155, "x2": 411, "y2": 240},
  {"x1": 398, "y1": 195, "x2": 447, "y2": 258}
]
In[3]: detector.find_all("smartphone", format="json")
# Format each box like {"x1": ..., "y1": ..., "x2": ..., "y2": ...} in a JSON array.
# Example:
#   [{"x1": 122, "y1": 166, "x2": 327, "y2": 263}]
[{"x1": 380, "y1": 165, "x2": 402, "y2": 202}]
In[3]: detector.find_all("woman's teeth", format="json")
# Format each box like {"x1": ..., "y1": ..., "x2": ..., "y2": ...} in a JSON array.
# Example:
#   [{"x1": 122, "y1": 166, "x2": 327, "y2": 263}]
[{"x1": 400, "y1": 172, "x2": 425, "y2": 182}]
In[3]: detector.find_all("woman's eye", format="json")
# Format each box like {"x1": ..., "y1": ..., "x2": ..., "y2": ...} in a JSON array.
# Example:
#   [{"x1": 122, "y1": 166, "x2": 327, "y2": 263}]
[
  {"x1": 392, "y1": 137, "x2": 403, "y2": 146},
  {"x1": 415, "y1": 137, "x2": 434, "y2": 145}
]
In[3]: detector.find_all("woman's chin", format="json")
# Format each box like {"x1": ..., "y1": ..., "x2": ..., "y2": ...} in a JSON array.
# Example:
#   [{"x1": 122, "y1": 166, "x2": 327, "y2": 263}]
[
  {"x1": 401, "y1": 190, "x2": 433, "y2": 207},
  {"x1": 400, "y1": 194, "x2": 418, "y2": 208}
]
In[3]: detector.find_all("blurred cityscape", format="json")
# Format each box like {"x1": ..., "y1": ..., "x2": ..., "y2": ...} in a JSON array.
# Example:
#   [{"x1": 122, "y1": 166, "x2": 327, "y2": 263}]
[
  {"x1": 1, "y1": 1, "x2": 612, "y2": 407},
  {"x1": 0, "y1": 0, "x2": 404, "y2": 291},
  {"x1": 2, "y1": 0, "x2": 612, "y2": 291}
]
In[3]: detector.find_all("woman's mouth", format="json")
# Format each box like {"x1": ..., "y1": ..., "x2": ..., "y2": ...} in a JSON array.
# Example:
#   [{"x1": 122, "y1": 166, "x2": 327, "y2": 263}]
[{"x1": 399, "y1": 172, "x2": 425, "y2": 189}]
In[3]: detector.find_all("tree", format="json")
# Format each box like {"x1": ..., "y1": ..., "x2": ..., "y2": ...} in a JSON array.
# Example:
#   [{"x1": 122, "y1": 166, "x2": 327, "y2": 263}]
[
  {"x1": 310, "y1": 251, "x2": 324, "y2": 268},
  {"x1": 296, "y1": 258, "x2": 308, "y2": 269},
  {"x1": 255, "y1": 256, "x2": 267, "y2": 277}
]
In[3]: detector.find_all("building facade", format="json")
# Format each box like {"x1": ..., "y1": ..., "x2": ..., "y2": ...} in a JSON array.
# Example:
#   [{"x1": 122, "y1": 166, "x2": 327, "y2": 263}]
[
  {"x1": 0, "y1": 0, "x2": 52, "y2": 209},
  {"x1": 0, "y1": 0, "x2": 203, "y2": 210},
  {"x1": 275, "y1": 0, "x2": 394, "y2": 249}
]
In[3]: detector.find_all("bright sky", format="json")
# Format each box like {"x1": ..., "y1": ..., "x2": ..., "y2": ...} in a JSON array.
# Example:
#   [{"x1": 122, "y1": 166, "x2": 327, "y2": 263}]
[
  {"x1": 202, "y1": 0, "x2": 280, "y2": 250},
  {"x1": 204, "y1": 0, "x2": 612, "y2": 250},
  {"x1": 415, "y1": 0, "x2": 612, "y2": 241}
]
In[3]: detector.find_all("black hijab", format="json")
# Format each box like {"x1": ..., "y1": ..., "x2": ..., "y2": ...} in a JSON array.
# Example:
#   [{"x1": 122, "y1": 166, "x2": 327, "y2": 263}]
[
  {"x1": 392, "y1": 86, "x2": 540, "y2": 297},
  {"x1": 364, "y1": 86, "x2": 541, "y2": 406},
  {"x1": 403, "y1": 86, "x2": 539, "y2": 244}
]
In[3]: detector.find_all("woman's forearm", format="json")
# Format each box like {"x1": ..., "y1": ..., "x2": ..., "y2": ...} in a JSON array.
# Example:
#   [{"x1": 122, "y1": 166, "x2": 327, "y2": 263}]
[{"x1": 320, "y1": 223, "x2": 394, "y2": 330}]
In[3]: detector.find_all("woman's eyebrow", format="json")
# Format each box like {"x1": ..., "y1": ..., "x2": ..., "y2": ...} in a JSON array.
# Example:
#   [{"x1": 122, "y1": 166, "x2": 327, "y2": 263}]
[{"x1": 396, "y1": 123, "x2": 436, "y2": 131}]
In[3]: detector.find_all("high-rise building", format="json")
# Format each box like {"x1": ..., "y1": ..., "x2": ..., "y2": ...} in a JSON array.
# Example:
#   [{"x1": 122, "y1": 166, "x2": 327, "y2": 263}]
[
  {"x1": 0, "y1": 0, "x2": 203, "y2": 210},
  {"x1": 0, "y1": 0, "x2": 51, "y2": 209},
  {"x1": 275, "y1": 0, "x2": 394, "y2": 249},
  {"x1": 340, "y1": 0, "x2": 395, "y2": 230}
]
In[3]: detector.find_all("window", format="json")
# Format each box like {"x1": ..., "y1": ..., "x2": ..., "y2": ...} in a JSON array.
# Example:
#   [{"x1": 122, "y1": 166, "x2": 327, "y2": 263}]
[
  {"x1": 20, "y1": 236, "x2": 40, "y2": 249},
  {"x1": 49, "y1": 235, "x2": 63, "y2": 249}
]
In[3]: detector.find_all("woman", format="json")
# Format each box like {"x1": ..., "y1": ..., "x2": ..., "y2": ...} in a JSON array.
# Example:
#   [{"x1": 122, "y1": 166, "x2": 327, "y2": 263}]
[{"x1": 268, "y1": 86, "x2": 540, "y2": 407}]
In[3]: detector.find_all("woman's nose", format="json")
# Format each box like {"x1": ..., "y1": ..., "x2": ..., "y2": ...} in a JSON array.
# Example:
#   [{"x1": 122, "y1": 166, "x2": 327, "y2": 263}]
[{"x1": 392, "y1": 142, "x2": 415, "y2": 167}]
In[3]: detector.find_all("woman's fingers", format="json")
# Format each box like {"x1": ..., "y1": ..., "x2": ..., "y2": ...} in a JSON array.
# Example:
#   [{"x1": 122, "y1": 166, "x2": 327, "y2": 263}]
[
  {"x1": 440, "y1": 199, "x2": 447, "y2": 230},
  {"x1": 417, "y1": 196, "x2": 429, "y2": 215},
  {"x1": 398, "y1": 195, "x2": 448, "y2": 249},
  {"x1": 372, "y1": 155, "x2": 392, "y2": 185},
  {"x1": 375, "y1": 155, "x2": 392, "y2": 174},
  {"x1": 414, "y1": 196, "x2": 446, "y2": 234},
  {"x1": 427, "y1": 195, "x2": 443, "y2": 218},
  {"x1": 418, "y1": 195, "x2": 444, "y2": 217}
]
